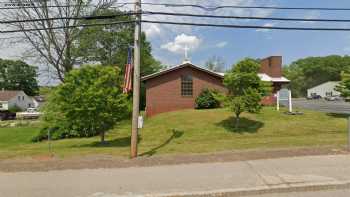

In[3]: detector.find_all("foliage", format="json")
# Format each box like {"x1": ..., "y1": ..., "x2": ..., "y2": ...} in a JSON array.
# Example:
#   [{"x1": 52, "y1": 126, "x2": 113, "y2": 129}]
[
  {"x1": 204, "y1": 55, "x2": 225, "y2": 72},
  {"x1": 335, "y1": 71, "x2": 350, "y2": 99},
  {"x1": 0, "y1": 59, "x2": 39, "y2": 96},
  {"x1": 283, "y1": 55, "x2": 350, "y2": 97},
  {"x1": 224, "y1": 58, "x2": 270, "y2": 128},
  {"x1": 8, "y1": 105, "x2": 22, "y2": 113},
  {"x1": 37, "y1": 65, "x2": 130, "y2": 143},
  {"x1": 195, "y1": 89, "x2": 222, "y2": 109},
  {"x1": 73, "y1": 9, "x2": 163, "y2": 77}
]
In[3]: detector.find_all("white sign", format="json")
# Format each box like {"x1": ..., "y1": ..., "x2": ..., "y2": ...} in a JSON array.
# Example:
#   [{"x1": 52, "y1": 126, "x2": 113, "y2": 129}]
[{"x1": 138, "y1": 116, "x2": 143, "y2": 129}]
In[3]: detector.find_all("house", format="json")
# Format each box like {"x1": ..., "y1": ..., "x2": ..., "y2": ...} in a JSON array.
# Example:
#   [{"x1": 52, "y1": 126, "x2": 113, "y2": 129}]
[
  {"x1": 142, "y1": 56, "x2": 290, "y2": 117},
  {"x1": 0, "y1": 90, "x2": 36, "y2": 111},
  {"x1": 307, "y1": 81, "x2": 341, "y2": 98}
]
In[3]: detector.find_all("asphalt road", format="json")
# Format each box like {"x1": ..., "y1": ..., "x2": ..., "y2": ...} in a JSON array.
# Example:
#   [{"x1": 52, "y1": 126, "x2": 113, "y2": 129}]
[
  {"x1": 292, "y1": 99, "x2": 350, "y2": 114},
  {"x1": 250, "y1": 189, "x2": 350, "y2": 197}
]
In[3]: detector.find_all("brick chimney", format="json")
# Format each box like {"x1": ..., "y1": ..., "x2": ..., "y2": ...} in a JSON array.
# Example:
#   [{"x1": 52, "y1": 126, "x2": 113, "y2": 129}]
[{"x1": 259, "y1": 56, "x2": 282, "y2": 78}]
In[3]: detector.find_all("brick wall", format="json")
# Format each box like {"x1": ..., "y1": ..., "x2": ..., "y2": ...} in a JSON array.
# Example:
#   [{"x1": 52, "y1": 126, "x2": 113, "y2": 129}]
[
  {"x1": 260, "y1": 56, "x2": 282, "y2": 78},
  {"x1": 145, "y1": 66, "x2": 226, "y2": 116}
]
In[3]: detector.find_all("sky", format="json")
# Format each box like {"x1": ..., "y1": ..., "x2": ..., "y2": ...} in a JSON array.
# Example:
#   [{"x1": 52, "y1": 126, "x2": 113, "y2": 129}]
[{"x1": 2, "y1": 0, "x2": 350, "y2": 84}]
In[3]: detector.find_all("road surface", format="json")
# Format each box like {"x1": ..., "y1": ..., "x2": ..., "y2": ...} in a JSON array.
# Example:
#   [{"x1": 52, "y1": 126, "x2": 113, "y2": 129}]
[
  {"x1": 292, "y1": 99, "x2": 350, "y2": 114},
  {"x1": 1, "y1": 154, "x2": 350, "y2": 197}
]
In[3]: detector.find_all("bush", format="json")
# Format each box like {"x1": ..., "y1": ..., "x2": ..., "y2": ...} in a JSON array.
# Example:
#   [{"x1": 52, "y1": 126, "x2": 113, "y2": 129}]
[
  {"x1": 8, "y1": 105, "x2": 22, "y2": 113},
  {"x1": 34, "y1": 65, "x2": 130, "y2": 143},
  {"x1": 195, "y1": 89, "x2": 222, "y2": 109}
]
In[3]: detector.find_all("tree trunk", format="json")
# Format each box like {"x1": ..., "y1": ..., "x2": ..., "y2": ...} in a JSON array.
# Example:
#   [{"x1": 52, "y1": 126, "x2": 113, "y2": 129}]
[
  {"x1": 100, "y1": 131, "x2": 105, "y2": 143},
  {"x1": 235, "y1": 114, "x2": 240, "y2": 129}
]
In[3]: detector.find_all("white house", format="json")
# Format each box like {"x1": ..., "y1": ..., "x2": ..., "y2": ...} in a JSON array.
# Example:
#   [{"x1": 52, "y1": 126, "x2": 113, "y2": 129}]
[
  {"x1": 307, "y1": 81, "x2": 341, "y2": 98},
  {"x1": 0, "y1": 90, "x2": 36, "y2": 111}
]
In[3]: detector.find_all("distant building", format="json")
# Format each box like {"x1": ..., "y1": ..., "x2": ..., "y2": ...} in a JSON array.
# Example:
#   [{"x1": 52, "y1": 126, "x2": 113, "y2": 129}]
[
  {"x1": 142, "y1": 56, "x2": 290, "y2": 117},
  {"x1": 307, "y1": 81, "x2": 341, "y2": 98},
  {"x1": 0, "y1": 90, "x2": 36, "y2": 111}
]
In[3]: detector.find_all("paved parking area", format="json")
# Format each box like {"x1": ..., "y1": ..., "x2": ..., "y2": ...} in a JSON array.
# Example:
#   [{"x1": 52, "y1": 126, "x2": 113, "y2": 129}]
[{"x1": 292, "y1": 99, "x2": 350, "y2": 114}]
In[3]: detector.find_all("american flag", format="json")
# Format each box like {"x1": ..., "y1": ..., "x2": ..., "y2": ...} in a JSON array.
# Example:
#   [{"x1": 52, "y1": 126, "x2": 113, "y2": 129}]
[{"x1": 123, "y1": 47, "x2": 133, "y2": 94}]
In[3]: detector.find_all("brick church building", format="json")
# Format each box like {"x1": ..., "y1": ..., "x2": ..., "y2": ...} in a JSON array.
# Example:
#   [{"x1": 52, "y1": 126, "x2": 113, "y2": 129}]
[{"x1": 142, "y1": 56, "x2": 290, "y2": 117}]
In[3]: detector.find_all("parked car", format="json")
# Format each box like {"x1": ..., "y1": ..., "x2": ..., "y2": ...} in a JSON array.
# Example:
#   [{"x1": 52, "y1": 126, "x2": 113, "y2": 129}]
[
  {"x1": 16, "y1": 108, "x2": 41, "y2": 119},
  {"x1": 325, "y1": 96, "x2": 342, "y2": 101},
  {"x1": 0, "y1": 110, "x2": 16, "y2": 121},
  {"x1": 307, "y1": 95, "x2": 322, "y2": 100}
]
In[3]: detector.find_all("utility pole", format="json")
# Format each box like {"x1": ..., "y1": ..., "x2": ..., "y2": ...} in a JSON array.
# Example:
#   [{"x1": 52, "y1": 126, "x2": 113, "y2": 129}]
[{"x1": 130, "y1": 0, "x2": 141, "y2": 158}]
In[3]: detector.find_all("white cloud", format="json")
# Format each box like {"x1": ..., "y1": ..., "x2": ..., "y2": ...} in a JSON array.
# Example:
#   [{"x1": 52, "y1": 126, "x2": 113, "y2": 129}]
[
  {"x1": 256, "y1": 23, "x2": 275, "y2": 32},
  {"x1": 161, "y1": 33, "x2": 201, "y2": 54},
  {"x1": 216, "y1": 41, "x2": 228, "y2": 48},
  {"x1": 143, "y1": 24, "x2": 161, "y2": 38}
]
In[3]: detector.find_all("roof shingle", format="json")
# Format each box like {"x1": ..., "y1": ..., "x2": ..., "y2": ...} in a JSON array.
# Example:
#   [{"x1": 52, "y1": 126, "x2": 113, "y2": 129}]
[{"x1": 0, "y1": 91, "x2": 21, "y2": 101}]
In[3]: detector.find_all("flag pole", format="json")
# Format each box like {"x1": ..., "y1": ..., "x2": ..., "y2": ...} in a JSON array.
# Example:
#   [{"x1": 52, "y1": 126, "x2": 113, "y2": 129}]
[{"x1": 130, "y1": 0, "x2": 141, "y2": 158}]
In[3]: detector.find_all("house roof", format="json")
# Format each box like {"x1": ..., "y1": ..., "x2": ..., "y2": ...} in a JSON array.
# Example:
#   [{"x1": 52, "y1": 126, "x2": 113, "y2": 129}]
[
  {"x1": 141, "y1": 61, "x2": 290, "y2": 83},
  {"x1": 141, "y1": 62, "x2": 224, "y2": 81},
  {"x1": 0, "y1": 90, "x2": 21, "y2": 101},
  {"x1": 258, "y1": 73, "x2": 290, "y2": 83},
  {"x1": 307, "y1": 81, "x2": 340, "y2": 91}
]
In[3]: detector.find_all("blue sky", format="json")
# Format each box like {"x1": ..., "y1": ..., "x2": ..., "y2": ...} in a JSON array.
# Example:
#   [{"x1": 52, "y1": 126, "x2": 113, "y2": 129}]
[
  {"x1": 2, "y1": 0, "x2": 350, "y2": 84},
  {"x1": 140, "y1": 0, "x2": 350, "y2": 70}
]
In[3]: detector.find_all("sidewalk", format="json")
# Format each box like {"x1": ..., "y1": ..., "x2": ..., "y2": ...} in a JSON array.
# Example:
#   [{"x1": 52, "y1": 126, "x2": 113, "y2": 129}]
[{"x1": 1, "y1": 154, "x2": 350, "y2": 197}]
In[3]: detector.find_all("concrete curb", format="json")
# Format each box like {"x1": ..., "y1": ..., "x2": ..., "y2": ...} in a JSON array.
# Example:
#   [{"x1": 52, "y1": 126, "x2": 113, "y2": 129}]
[{"x1": 146, "y1": 181, "x2": 350, "y2": 197}]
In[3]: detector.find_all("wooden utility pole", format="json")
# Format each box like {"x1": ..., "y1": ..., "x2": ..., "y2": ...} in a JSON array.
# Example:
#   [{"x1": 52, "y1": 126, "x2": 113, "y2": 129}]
[{"x1": 130, "y1": 0, "x2": 141, "y2": 158}]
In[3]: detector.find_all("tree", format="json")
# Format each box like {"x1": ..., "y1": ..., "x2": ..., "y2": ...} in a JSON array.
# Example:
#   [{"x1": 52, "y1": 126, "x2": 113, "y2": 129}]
[
  {"x1": 224, "y1": 59, "x2": 270, "y2": 128},
  {"x1": 3, "y1": 0, "x2": 119, "y2": 82},
  {"x1": 73, "y1": 9, "x2": 162, "y2": 77},
  {"x1": 336, "y1": 71, "x2": 350, "y2": 99},
  {"x1": 0, "y1": 58, "x2": 39, "y2": 96},
  {"x1": 204, "y1": 55, "x2": 225, "y2": 72},
  {"x1": 283, "y1": 55, "x2": 350, "y2": 97},
  {"x1": 41, "y1": 65, "x2": 129, "y2": 143}
]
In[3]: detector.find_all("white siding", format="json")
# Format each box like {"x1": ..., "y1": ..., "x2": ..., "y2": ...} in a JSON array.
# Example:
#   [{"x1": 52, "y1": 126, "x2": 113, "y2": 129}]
[
  {"x1": 307, "y1": 81, "x2": 341, "y2": 98},
  {"x1": 7, "y1": 91, "x2": 35, "y2": 111}
]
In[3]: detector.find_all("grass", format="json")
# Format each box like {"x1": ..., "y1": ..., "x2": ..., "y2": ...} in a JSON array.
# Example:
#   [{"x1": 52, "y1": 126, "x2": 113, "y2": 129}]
[{"x1": 0, "y1": 107, "x2": 348, "y2": 159}]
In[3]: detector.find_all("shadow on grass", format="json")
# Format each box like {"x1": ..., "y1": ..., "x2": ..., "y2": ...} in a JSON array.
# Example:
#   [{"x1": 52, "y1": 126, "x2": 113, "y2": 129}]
[
  {"x1": 72, "y1": 136, "x2": 142, "y2": 148},
  {"x1": 326, "y1": 113, "x2": 350, "y2": 119},
  {"x1": 216, "y1": 117, "x2": 264, "y2": 134},
  {"x1": 139, "y1": 129, "x2": 184, "y2": 157}
]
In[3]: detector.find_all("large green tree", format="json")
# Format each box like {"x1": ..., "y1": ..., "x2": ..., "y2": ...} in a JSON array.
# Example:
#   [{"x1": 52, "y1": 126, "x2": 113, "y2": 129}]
[
  {"x1": 0, "y1": 59, "x2": 39, "y2": 96},
  {"x1": 284, "y1": 55, "x2": 350, "y2": 97},
  {"x1": 336, "y1": 71, "x2": 350, "y2": 99},
  {"x1": 73, "y1": 9, "x2": 162, "y2": 77},
  {"x1": 41, "y1": 65, "x2": 130, "y2": 143},
  {"x1": 224, "y1": 59, "x2": 270, "y2": 128}
]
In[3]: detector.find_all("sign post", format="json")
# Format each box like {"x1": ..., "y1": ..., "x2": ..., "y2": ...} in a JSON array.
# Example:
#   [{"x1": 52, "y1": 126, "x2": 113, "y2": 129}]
[
  {"x1": 288, "y1": 90, "x2": 293, "y2": 112},
  {"x1": 276, "y1": 91, "x2": 280, "y2": 111}
]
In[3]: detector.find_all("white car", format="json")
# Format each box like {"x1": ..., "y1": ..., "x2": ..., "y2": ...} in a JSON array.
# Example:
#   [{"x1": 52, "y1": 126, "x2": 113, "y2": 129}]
[{"x1": 17, "y1": 108, "x2": 42, "y2": 119}]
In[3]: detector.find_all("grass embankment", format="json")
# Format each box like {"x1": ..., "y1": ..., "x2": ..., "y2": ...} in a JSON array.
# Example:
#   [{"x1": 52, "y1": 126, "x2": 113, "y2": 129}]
[{"x1": 0, "y1": 107, "x2": 347, "y2": 159}]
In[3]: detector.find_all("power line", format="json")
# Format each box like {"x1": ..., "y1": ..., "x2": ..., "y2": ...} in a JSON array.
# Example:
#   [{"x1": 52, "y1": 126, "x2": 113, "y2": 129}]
[
  {"x1": 142, "y1": 20, "x2": 350, "y2": 31},
  {"x1": 143, "y1": 11, "x2": 350, "y2": 23},
  {"x1": 0, "y1": 3, "x2": 133, "y2": 10},
  {"x1": 3, "y1": 11, "x2": 350, "y2": 24},
  {"x1": 138, "y1": 2, "x2": 350, "y2": 11},
  {"x1": 0, "y1": 20, "x2": 135, "y2": 33},
  {"x1": 0, "y1": 12, "x2": 139, "y2": 24},
  {"x1": 2, "y1": 2, "x2": 350, "y2": 11}
]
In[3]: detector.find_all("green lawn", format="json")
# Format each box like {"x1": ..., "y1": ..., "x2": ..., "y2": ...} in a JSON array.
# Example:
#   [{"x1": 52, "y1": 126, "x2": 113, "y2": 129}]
[{"x1": 0, "y1": 107, "x2": 348, "y2": 159}]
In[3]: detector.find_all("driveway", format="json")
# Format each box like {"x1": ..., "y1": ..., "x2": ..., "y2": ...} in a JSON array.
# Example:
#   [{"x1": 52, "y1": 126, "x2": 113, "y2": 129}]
[{"x1": 293, "y1": 98, "x2": 350, "y2": 114}]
